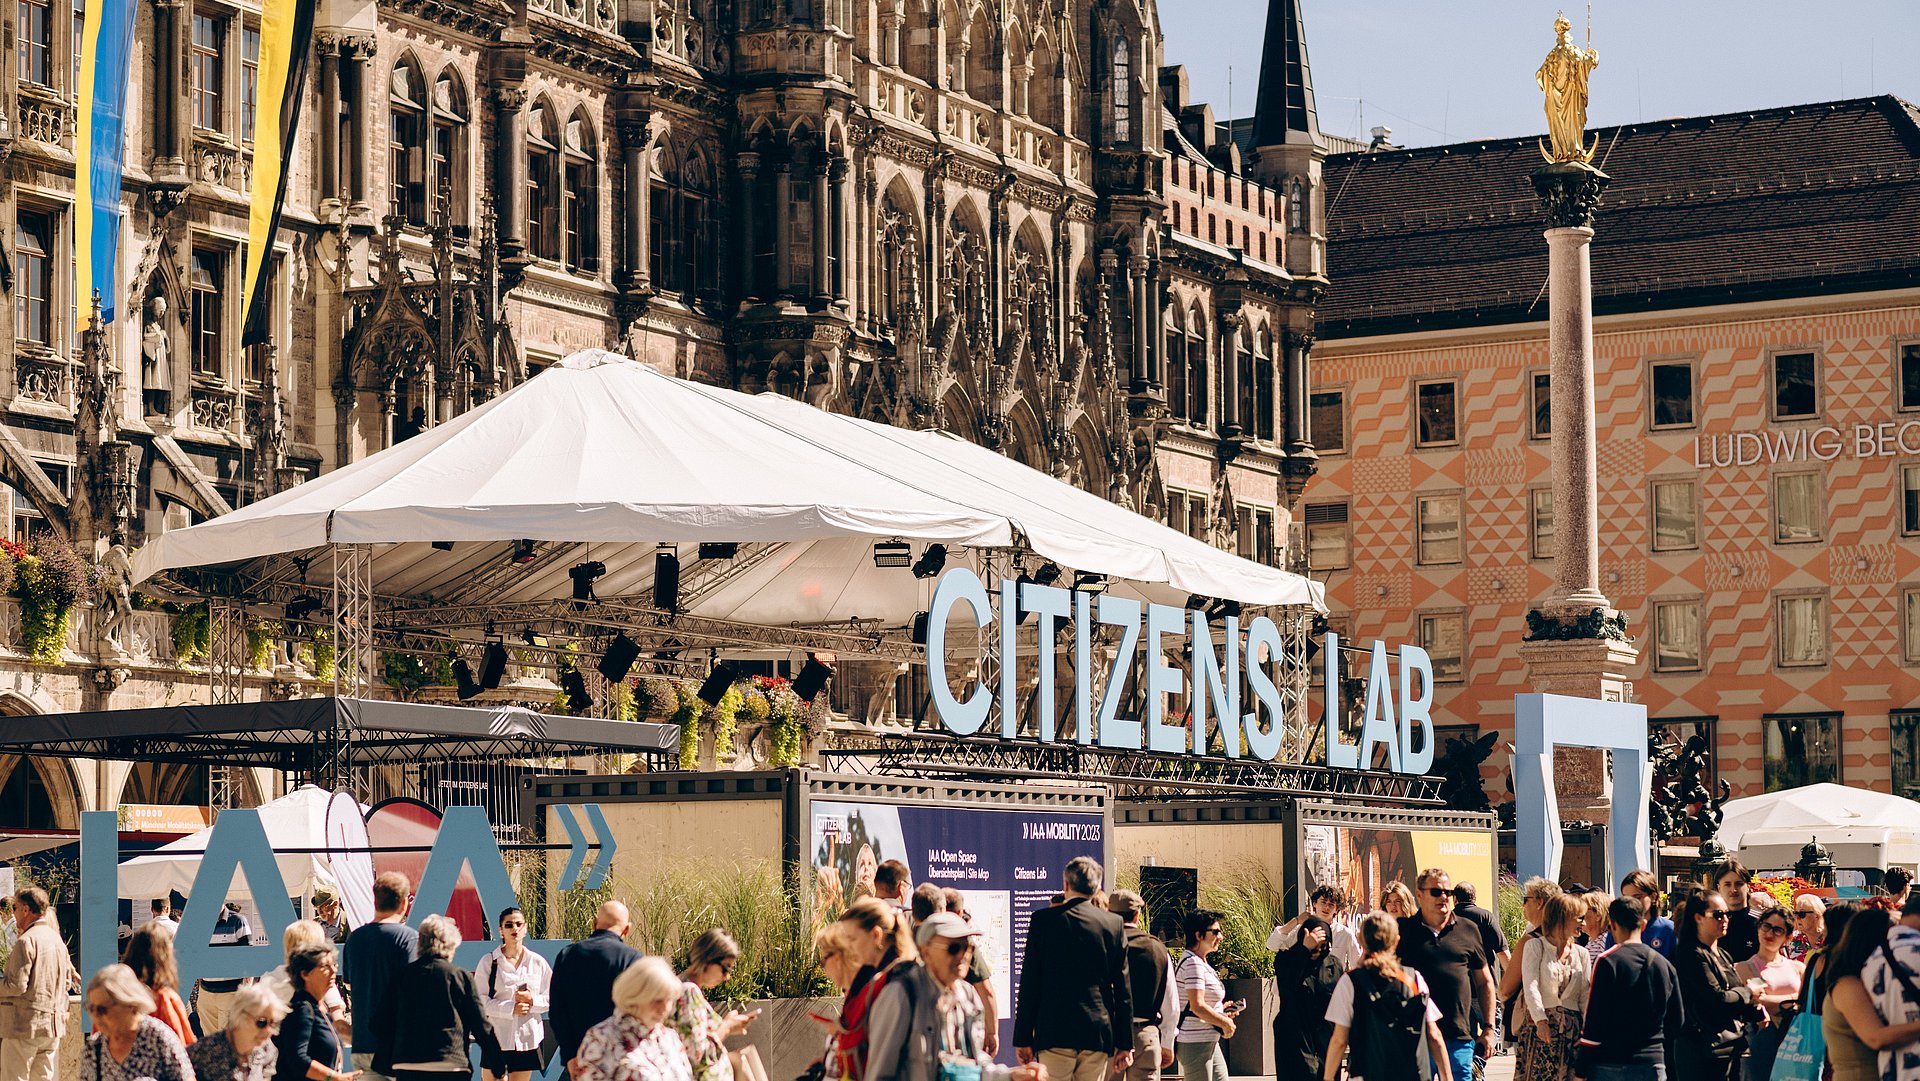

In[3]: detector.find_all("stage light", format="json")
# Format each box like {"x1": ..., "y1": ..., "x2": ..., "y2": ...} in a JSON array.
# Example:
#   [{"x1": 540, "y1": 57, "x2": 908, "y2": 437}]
[
  {"x1": 697, "y1": 663, "x2": 739, "y2": 706},
  {"x1": 793, "y1": 653, "x2": 835, "y2": 700},
  {"x1": 431, "y1": 540, "x2": 455, "y2": 552},
  {"x1": 560, "y1": 668, "x2": 593, "y2": 714},
  {"x1": 698, "y1": 542, "x2": 739, "y2": 560},
  {"x1": 284, "y1": 594, "x2": 324, "y2": 621},
  {"x1": 598, "y1": 633, "x2": 640, "y2": 683},
  {"x1": 521, "y1": 627, "x2": 549, "y2": 647},
  {"x1": 1209, "y1": 599, "x2": 1242, "y2": 620},
  {"x1": 1031, "y1": 563, "x2": 1062, "y2": 587},
  {"x1": 510, "y1": 539, "x2": 538, "y2": 564},
  {"x1": 569, "y1": 560, "x2": 606, "y2": 608},
  {"x1": 655, "y1": 545, "x2": 680, "y2": 612},
  {"x1": 478, "y1": 641, "x2": 509, "y2": 690},
  {"x1": 910, "y1": 611, "x2": 930, "y2": 644},
  {"x1": 912, "y1": 544, "x2": 947, "y2": 579},
  {"x1": 453, "y1": 658, "x2": 482, "y2": 701},
  {"x1": 872, "y1": 540, "x2": 911, "y2": 568},
  {"x1": 1072, "y1": 572, "x2": 1107, "y2": 595}
]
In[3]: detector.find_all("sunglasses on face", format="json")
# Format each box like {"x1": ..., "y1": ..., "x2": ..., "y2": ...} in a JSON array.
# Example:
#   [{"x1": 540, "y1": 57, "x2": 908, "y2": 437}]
[
  {"x1": 942, "y1": 939, "x2": 974, "y2": 957},
  {"x1": 1705, "y1": 911, "x2": 1731, "y2": 922},
  {"x1": 1425, "y1": 888, "x2": 1452, "y2": 899},
  {"x1": 502, "y1": 921, "x2": 526, "y2": 930},
  {"x1": 248, "y1": 1015, "x2": 277, "y2": 1030},
  {"x1": 86, "y1": 1003, "x2": 113, "y2": 1017},
  {"x1": 1760, "y1": 924, "x2": 1791, "y2": 936},
  {"x1": 1205, "y1": 927, "x2": 1223, "y2": 937},
  {"x1": 1794, "y1": 911, "x2": 1818, "y2": 918},
  {"x1": 718, "y1": 960, "x2": 736, "y2": 976}
]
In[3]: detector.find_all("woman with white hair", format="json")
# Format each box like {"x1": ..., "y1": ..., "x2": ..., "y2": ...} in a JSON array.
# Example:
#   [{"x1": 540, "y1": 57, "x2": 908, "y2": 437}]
[
  {"x1": 85, "y1": 963, "x2": 194, "y2": 1081},
  {"x1": 265, "y1": 920, "x2": 349, "y2": 1028},
  {"x1": 191, "y1": 982, "x2": 289, "y2": 1081},
  {"x1": 573, "y1": 957, "x2": 694, "y2": 1081},
  {"x1": 374, "y1": 914, "x2": 490, "y2": 1081}
]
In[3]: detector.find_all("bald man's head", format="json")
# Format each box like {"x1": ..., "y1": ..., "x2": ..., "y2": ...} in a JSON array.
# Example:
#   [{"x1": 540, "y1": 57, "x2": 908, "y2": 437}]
[{"x1": 595, "y1": 900, "x2": 631, "y2": 934}]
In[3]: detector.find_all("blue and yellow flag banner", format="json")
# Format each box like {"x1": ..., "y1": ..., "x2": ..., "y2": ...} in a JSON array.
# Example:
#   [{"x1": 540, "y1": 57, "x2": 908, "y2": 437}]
[
  {"x1": 73, "y1": 0, "x2": 138, "y2": 329},
  {"x1": 241, "y1": 0, "x2": 316, "y2": 346}
]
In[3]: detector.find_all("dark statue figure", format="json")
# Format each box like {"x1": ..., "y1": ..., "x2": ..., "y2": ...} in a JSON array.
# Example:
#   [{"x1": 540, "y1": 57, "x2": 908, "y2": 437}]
[
  {"x1": 1436, "y1": 729, "x2": 1501, "y2": 813},
  {"x1": 1649, "y1": 728, "x2": 1729, "y2": 845},
  {"x1": 1523, "y1": 606, "x2": 1632, "y2": 643}
]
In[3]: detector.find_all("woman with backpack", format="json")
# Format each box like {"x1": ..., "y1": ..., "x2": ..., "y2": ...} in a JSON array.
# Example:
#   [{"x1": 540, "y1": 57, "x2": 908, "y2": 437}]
[
  {"x1": 1175, "y1": 909, "x2": 1240, "y2": 1081},
  {"x1": 1321, "y1": 912, "x2": 1448, "y2": 1081},
  {"x1": 1674, "y1": 887, "x2": 1768, "y2": 1081},
  {"x1": 1514, "y1": 894, "x2": 1590, "y2": 1081}
]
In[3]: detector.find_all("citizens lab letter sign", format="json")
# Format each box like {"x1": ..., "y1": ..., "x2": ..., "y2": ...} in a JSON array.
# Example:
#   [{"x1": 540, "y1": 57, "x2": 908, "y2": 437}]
[{"x1": 922, "y1": 568, "x2": 1432, "y2": 775}]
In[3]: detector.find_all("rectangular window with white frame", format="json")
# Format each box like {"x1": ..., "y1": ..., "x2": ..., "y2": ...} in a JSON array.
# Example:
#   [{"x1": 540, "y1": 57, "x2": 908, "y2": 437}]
[
  {"x1": 1415, "y1": 492, "x2": 1462, "y2": 565},
  {"x1": 1652, "y1": 599, "x2": 1702, "y2": 672},
  {"x1": 1305, "y1": 502, "x2": 1349, "y2": 571},
  {"x1": 1649, "y1": 359, "x2": 1696, "y2": 429},
  {"x1": 1775, "y1": 592, "x2": 1827, "y2": 667},
  {"x1": 1530, "y1": 372, "x2": 1551, "y2": 439},
  {"x1": 1530, "y1": 487, "x2": 1554, "y2": 560},
  {"x1": 1898, "y1": 343, "x2": 1920, "y2": 413},
  {"x1": 1771, "y1": 351, "x2": 1819, "y2": 420},
  {"x1": 1418, "y1": 610, "x2": 1465, "y2": 682},
  {"x1": 1773, "y1": 471, "x2": 1823, "y2": 543},
  {"x1": 1904, "y1": 588, "x2": 1920, "y2": 665},
  {"x1": 1414, "y1": 379, "x2": 1458, "y2": 447},
  {"x1": 1763, "y1": 712, "x2": 1839, "y2": 791},
  {"x1": 1310, "y1": 390, "x2": 1345, "y2": 454},
  {"x1": 1650, "y1": 479, "x2": 1698, "y2": 551}
]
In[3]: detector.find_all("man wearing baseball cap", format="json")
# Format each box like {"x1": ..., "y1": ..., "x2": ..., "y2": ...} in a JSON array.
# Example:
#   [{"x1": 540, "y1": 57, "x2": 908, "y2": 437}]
[{"x1": 865, "y1": 912, "x2": 1047, "y2": 1081}]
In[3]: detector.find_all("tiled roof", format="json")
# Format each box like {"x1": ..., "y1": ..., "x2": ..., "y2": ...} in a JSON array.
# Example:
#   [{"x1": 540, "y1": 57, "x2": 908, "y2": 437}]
[{"x1": 1318, "y1": 95, "x2": 1920, "y2": 338}]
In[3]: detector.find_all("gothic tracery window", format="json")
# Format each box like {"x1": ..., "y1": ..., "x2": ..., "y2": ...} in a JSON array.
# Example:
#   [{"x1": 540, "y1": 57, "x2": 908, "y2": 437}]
[
  {"x1": 1254, "y1": 329, "x2": 1275, "y2": 441},
  {"x1": 563, "y1": 109, "x2": 600, "y2": 274},
  {"x1": 526, "y1": 100, "x2": 561, "y2": 261},
  {"x1": 1184, "y1": 305, "x2": 1208, "y2": 426},
  {"x1": 878, "y1": 194, "x2": 922, "y2": 335},
  {"x1": 1109, "y1": 31, "x2": 1132, "y2": 144},
  {"x1": 432, "y1": 70, "x2": 469, "y2": 227},
  {"x1": 1165, "y1": 307, "x2": 1187, "y2": 421},
  {"x1": 389, "y1": 58, "x2": 427, "y2": 225}
]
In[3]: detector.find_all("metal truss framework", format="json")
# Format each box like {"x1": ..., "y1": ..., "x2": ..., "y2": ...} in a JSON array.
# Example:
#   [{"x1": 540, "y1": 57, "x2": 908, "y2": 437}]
[
  {"x1": 332, "y1": 544, "x2": 376, "y2": 698},
  {"x1": 821, "y1": 733, "x2": 1445, "y2": 805},
  {"x1": 209, "y1": 601, "x2": 247, "y2": 705}
]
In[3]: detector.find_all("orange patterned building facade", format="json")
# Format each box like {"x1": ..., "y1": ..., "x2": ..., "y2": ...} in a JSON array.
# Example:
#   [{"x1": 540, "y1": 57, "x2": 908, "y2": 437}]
[{"x1": 1304, "y1": 96, "x2": 1920, "y2": 799}]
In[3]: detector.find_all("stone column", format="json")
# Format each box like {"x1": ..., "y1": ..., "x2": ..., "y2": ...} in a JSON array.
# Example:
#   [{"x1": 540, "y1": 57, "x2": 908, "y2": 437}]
[
  {"x1": 812, "y1": 164, "x2": 832, "y2": 303},
  {"x1": 1523, "y1": 160, "x2": 1637, "y2": 826},
  {"x1": 494, "y1": 86, "x2": 530, "y2": 258},
  {"x1": 624, "y1": 120, "x2": 651, "y2": 291},
  {"x1": 1129, "y1": 252, "x2": 1149, "y2": 389},
  {"x1": 150, "y1": 0, "x2": 189, "y2": 183},
  {"x1": 316, "y1": 39, "x2": 341, "y2": 204},
  {"x1": 343, "y1": 35, "x2": 377, "y2": 213},
  {"x1": 830, "y1": 156, "x2": 849, "y2": 304},
  {"x1": 1218, "y1": 309, "x2": 1242, "y2": 437},
  {"x1": 738, "y1": 152, "x2": 760, "y2": 299},
  {"x1": 1283, "y1": 331, "x2": 1311, "y2": 449},
  {"x1": 774, "y1": 165, "x2": 793, "y2": 295}
]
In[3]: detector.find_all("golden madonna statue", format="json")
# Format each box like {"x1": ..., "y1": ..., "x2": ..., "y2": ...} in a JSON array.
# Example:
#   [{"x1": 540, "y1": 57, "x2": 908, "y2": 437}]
[{"x1": 1536, "y1": 13, "x2": 1599, "y2": 163}]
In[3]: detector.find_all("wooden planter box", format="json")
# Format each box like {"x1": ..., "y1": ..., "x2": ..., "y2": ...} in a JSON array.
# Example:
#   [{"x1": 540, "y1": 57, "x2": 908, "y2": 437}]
[{"x1": 1221, "y1": 977, "x2": 1277, "y2": 1077}]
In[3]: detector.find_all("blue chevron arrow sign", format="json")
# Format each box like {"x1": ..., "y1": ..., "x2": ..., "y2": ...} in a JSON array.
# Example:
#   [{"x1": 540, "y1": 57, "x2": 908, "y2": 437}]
[{"x1": 554, "y1": 803, "x2": 616, "y2": 889}]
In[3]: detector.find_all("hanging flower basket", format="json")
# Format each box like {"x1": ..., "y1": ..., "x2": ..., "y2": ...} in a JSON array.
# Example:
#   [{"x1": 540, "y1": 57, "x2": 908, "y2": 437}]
[{"x1": 6, "y1": 537, "x2": 89, "y2": 664}]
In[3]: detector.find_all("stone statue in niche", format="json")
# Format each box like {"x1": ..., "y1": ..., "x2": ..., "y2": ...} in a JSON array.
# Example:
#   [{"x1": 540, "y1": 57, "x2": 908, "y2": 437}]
[
  {"x1": 141, "y1": 294, "x2": 172, "y2": 417},
  {"x1": 97, "y1": 544, "x2": 136, "y2": 659}
]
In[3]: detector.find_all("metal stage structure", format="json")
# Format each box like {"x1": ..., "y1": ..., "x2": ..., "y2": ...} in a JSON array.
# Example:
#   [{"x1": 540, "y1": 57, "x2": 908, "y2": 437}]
[{"x1": 820, "y1": 732, "x2": 1446, "y2": 806}]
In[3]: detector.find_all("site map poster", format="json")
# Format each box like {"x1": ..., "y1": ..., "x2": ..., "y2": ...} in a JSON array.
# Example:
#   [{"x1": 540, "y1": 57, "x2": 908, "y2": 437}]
[{"x1": 809, "y1": 799, "x2": 1106, "y2": 1060}]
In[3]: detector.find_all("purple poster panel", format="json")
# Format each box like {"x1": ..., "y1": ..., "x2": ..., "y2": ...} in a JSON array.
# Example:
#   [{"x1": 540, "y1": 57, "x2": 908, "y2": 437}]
[{"x1": 809, "y1": 799, "x2": 1105, "y2": 1059}]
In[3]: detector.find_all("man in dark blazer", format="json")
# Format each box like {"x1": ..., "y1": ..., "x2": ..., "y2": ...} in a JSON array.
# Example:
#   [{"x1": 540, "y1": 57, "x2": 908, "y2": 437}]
[
  {"x1": 552, "y1": 900, "x2": 642, "y2": 1073},
  {"x1": 1014, "y1": 856, "x2": 1134, "y2": 1081}
]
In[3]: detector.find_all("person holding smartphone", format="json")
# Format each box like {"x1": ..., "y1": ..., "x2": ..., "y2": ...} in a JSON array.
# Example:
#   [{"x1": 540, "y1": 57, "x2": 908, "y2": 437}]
[
  {"x1": 477, "y1": 907, "x2": 553, "y2": 1081},
  {"x1": 1174, "y1": 910, "x2": 1236, "y2": 1081},
  {"x1": 669, "y1": 930, "x2": 768, "y2": 1081}
]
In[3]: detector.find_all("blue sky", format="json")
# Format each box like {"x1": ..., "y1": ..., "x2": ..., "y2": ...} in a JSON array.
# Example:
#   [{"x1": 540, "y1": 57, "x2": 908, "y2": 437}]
[{"x1": 1159, "y1": 0, "x2": 1920, "y2": 147}]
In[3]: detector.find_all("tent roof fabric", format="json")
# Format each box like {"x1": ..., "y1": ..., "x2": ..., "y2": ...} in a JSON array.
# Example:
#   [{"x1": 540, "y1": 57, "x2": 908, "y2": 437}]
[
  {"x1": 0, "y1": 697, "x2": 677, "y2": 768},
  {"x1": 1716, "y1": 782, "x2": 1920, "y2": 850},
  {"x1": 133, "y1": 351, "x2": 1322, "y2": 612}
]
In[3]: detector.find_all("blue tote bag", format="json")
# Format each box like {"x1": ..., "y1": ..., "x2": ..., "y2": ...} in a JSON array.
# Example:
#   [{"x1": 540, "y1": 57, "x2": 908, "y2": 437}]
[{"x1": 1771, "y1": 979, "x2": 1826, "y2": 1081}]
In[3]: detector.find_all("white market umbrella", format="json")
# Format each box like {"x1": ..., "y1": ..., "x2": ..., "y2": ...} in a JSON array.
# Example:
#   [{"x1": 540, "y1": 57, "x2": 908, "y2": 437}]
[
  {"x1": 118, "y1": 785, "x2": 366, "y2": 901},
  {"x1": 1716, "y1": 783, "x2": 1920, "y2": 851}
]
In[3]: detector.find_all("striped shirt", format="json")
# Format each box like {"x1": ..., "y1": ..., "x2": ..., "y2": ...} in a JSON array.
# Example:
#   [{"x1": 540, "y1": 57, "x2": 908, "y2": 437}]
[{"x1": 1174, "y1": 952, "x2": 1226, "y2": 1043}]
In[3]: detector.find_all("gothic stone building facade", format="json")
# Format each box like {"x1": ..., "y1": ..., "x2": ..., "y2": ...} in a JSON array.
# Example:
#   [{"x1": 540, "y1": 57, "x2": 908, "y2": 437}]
[{"x1": 0, "y1": 0, "x2": 1330, "y2": 826}]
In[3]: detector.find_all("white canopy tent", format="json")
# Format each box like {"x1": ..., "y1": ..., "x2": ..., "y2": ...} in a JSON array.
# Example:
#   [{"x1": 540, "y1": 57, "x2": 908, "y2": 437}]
[
  {"x1": 117, "y1": 785, "x2": 366, "y2": 902},
  {"x1": 132, "y1": 351, "x2": 1323, "y2": 627},
  {"x1": 1719, "y1": 783, "x2": 1920, "y2": 871}
]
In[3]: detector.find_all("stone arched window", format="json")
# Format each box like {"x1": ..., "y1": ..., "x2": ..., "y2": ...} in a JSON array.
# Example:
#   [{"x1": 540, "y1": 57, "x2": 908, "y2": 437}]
[
  {"x1": 878, "y1": 188, "x2": 922, "y2": 334},
  {"x1": 1109, "y1": 31, "x2": 1132, "y2": 144},
  {"x1": 563, "y1": 109, "x2": 601, "y2": 274},
  {"x1": 1029, "y1": 37, "x2": 1058, "y2": 129},
  {"x1": 1236, "y1": 328, "x2": 1256, "y2": 433},
  {"x1": 683, "y1": 148, "x2": 718, "y2": 295},
  {"x1": 649, "y1": 141, "x2": 677, "y2": 289},
  {"x1": 1165, "y1": 306, "x2": 1187, "y2": 421},
  {"x1": 388, "y1": 57, "x2": 428, "y2": 225},
  {"x1": 1184, "y1": 304, "x2": 1208, "y2": 426},
  {"x1": 1289, "y1": 180, "x2": 1306, "y2": 231},
  {"x1": 526, "y1": 99, "x2": 561, "y2": 261},
  {"x1": 431, "y1": 69, "x2": 469, "y2": 227}
]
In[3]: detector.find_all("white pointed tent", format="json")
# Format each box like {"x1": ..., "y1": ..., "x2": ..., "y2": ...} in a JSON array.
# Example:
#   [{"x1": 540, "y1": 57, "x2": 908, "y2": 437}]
[
  {"x1": 132, "y1": 351, "x2": 1324, "y2": 624},
  {"x1": 117, "y1": 785, "x2": 363, "y2": 901},
  {"x1": 1719, "y1": 783, "x2": 1920, "y2": 872}
]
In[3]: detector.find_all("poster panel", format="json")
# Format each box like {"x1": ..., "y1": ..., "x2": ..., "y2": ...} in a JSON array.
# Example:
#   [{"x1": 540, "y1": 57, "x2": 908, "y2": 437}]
[
  {"x1": 808, "y1": 799, "x2": 1104, "y2": 1060},
  {"x1": 1301, "y1": 822, "x2": 1497, "y2": 913}
]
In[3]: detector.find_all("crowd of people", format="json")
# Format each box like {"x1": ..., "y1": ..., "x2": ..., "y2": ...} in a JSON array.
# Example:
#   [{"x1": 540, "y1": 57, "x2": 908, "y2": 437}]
[{"x1": 8, "y1": 857, "x2": 1920, "y2": 1081}]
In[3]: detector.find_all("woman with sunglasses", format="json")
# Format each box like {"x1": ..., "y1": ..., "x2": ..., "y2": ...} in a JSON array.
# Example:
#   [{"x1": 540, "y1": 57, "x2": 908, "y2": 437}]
[
  {"x1": 1174, "y1": 909, "x2": 1237, "y2": 1081},
  {"x1": 1735, "y1": 906, "x2": 1804, "y2": 1081},
  {"x1": 1674, "y1": 887, "x2": 1768, "y2": 1081},
  {"x1": 669, "y1": 929, "x2": 768, "y2": 1081},
  {"x1": 85, "y1": 963, "x2": 195, "y2": 1081},
  {"x1": 192, "y1": 983, "x2": 290, "y2": 1081},
  {"x1": 478, "y1": 907, "x2": 554, "y2": 1081}
]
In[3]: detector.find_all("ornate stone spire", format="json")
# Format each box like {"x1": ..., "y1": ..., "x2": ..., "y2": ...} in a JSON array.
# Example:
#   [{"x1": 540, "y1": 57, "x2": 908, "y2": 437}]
[{"x1": 1249, "y1": 0, "x2": 1320, "y2": 149}]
